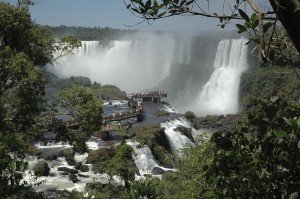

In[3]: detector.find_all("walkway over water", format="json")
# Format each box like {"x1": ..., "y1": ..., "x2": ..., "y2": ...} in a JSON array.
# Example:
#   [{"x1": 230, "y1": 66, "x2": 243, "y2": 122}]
[
  {"x1": 67, "y1": 90, "x2": 168, "y2": 129},
  {"x1": 102, "y1": 107, "x2": 143, "y2": 123}
]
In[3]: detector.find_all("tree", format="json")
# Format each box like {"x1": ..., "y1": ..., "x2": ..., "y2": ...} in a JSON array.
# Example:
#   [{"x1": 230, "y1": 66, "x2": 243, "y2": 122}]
[
  {"x1": 123, "y1": 0, "x2": 300, "y2": 63},
  {"x1": 59, "y1": 85, "x2": 103, "y2": 133},
  {"x1": 0, "y1": 2, "x2": 80, "y2": 197}
]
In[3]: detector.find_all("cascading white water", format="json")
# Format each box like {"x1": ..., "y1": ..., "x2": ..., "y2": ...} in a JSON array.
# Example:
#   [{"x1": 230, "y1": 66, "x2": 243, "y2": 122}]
[
  {"x1": 160, "y1": 117, "x2": 196, "y2": 155},
  {"x1": 23, "y1": 142, "x2": 119, "y2": 194},
  {"x1": 127, "y1": 140, "x2": 174, "y2": 177},
  {"x1": 47, "y1": 36, "x2": 193, "y2": 92},
  {"x1": 127, "y1": 140, "x2": 160, "y2": 176},
  {"x1": 193, "y1": 38, "x2": 249, "y2": 115}
]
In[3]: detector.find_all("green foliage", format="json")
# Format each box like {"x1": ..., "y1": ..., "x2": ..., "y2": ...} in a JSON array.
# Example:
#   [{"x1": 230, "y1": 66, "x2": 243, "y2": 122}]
[
  {"x1": 86, "y1": 183, "x2": 125, "y2": 199},
  {"x1": 126, "y1": 179, "x2": 159, "y2": 199},
  {"x1": 91, "y1": 84, "x2": 127, "y2": 100},
  {"x1": 158, "y1": 97, "x2": 300, "y2": 198},
  {"x1": 135, "y1": 126, "x2": 173, "y2": 167},
  {"x1": 184, "y1": 111, "x2": 196, "y2": 121},
  {"x1": 87, "y1": 142, "x2": 136, "y2": 189},
  {"x1": 26, "y1": 145, "x2": 41, "y2": 156},
  {"x1": 59, "y1": 85, "x2": 103, "y2": 132},
  {"x1": 48, "y1": 25, "x2": 137, "y2": 41},
  {"x1": 240, "y1": 66, "x2": 300, "y2": 110},
  {"x1": 46, "y1": 75, "x2": 127, "y2": 100},
  {"x1": 0, "y1": 2, "x2": 80, "y2": 197},
  {"x1": 54, "y1": 190, "x2": 86, "y2": 199},
  {"x1": 156, "y1": 109, "x2": 169, "y2": 116}
]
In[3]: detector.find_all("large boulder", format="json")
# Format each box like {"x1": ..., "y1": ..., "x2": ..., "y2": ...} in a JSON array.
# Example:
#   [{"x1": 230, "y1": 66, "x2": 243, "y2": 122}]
[
  {"x1": 74, "y1": 162, "x2": 89, "y2": 172},
  {"x1": 74, "y1": 162, "x2": 82, "y2": 170},
  {"x1": 57, "y1": 148, "x2": 76, "y2": 165},
  {"x1": 151, "y1": 167, "x2": 164, "y2": 175},
  {"x1": 58, "y1": 167, "x2": 78, "y2": 175},
  {"x1": 79, "y1": 165, "x2": 89, "y2": 172},
  {"x1": 45, "y1": 155, "x2": 57, "y2": 161},
  {"x1": 69, "y1": 174, "x2": 79, "y2": 183},
  {"x1": 175, "y1": 125, "x2": 194, "y2": 143},
  {"x1": 33, "y1": 161, "x2": 50, "y2": 176}
]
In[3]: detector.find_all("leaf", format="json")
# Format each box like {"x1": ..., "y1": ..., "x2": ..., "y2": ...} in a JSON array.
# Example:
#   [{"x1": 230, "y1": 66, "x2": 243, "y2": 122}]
[
  {"x1": 132, "y1": 0, "x2": 142, "y2": 5},
  {"x1": 131, "y1": 8, "x2": 141, "y2": 14},
  {"x1": 263, "y1": 22, "x2": 273, "y2": 32},
  {"x1": 238, "y1": 9, "x2": 250, "y2": 22},
  {"x1": 236, "y1": 24, "x2": 247, "y2": 33},
  {"x1": 251, "y1": 19, "x2": 259, "y2": 29},
  {"x1": 10, "y1": 160, "x2": 17, "y2": 172},
  {"x1": 145, "y1": 0, "x2": 151, "y2": 9},
  {"x1": 250, "y1": 13, "x2": 257, "y2": 22},
  {"x1": 245, "y1": 21, "x2": 251, "y2": 29},
  {"x1": 157, "y1": 12, "x2": 166, "y2": 17},
  {"x1": 274, "y1": 130, "x2": 288, "y2": 138}
]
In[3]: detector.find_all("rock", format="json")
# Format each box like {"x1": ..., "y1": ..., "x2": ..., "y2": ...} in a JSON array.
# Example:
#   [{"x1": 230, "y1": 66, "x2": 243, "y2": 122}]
[
  {"x1": 79, "y1": 165, "x2": 89, "y2": 172},
  {"x1": 143, "y1": 174, "x2": 153, "y2": 178},
  {"x1": 74, "y1": 162, "x2": 82, "y2": 170},
  {"x1": 45, "y1": 155, "x2": 57, "y2": 161},
  {"x1": 33, "y1": 161, "x2": 50, "y2": 176},
  {"x1": 175, "y1": 125, "x2": 194, "y2": 142},
  {"x1": 58, "y1": 167, "x2": 78, "y2": 175},
  {"x1": 151, "y1": 167, "x2": 165, "y2": 175},
  {"x1": 69, "y1": 174, "x2": 79, "y2": 183},
  {"x1": 85, "y1": 182, "x2": 106, "y2": 191},
  {"x1": 78, "y1": 174, "x2": 89, "y2": 178},
  {"x1": 57, "y1": 148, "x2": 75, "y2": 165},
  {"x1": 67, "y1": 159, "x2": 76, "y2": 166}
]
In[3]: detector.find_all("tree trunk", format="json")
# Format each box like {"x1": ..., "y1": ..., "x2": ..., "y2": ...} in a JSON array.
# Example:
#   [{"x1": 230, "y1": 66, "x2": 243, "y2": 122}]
[{"x1": 269, "y1": 0, "x2": 300, "y2": 54}]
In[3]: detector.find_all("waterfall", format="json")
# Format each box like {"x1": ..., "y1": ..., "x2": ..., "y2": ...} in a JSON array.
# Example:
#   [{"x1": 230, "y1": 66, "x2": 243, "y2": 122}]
[
  {"x1": 194, "y1": 38, "x2": 249, "y2": 115},
  {"x1": 127, "y1": 140, "x2": 174, "y2": 177},
  {"x1": 127, "y1": 141, "x2": 159, "y2": 176},
  {"x1": 160, "y1": 118, "x2": 196, "y2": 155},
  {"x1": 47, "y1": 38, "x2": 178, "y2": 92}
]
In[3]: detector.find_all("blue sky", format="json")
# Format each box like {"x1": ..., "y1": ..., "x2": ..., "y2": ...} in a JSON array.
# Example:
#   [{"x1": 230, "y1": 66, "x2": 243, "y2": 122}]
[{"x1": 2, "y1": 0, "x2": 270, "y2": 32}]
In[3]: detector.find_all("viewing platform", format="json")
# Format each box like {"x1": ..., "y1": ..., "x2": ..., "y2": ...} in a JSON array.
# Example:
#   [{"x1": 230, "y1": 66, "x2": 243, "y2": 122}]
[
  {"x1": 102, "y1": 107, "x2": 143, "y2": 123},
  {"x1": 66, "y1": 90, "x2": 168, "y2": 129},
  {"x1": 127, "y1": 91, "x2": 167, "y2": 103}
]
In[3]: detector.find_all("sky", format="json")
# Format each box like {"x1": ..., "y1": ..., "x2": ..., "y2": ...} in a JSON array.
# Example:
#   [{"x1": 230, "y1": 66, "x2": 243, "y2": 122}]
[{"x1": 2, "y1": 0, "x2": 231, "y2": 32}]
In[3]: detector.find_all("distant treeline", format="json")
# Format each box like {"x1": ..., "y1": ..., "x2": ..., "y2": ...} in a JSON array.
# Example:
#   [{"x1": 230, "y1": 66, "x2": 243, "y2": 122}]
[
  {"x1": 46, "y1": 74, "x2": 127, "y2": 101},
  {"x1": 45, "y1": 25, "x2": 138, "y2": 41}
]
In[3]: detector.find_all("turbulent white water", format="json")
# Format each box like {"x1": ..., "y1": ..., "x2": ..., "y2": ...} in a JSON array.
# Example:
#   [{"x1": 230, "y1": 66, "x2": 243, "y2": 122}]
[
  {"x1": 160, "y1": 117, "x2": 197, "y2": 155},
  {"x1": 47, "y1": 36, "x2": 191, "y2": 92},
  {"x1": 127, "y1": 140, "x2": 175, "y2": 177},
  {"x1": 191, "y1": 38, "x2": 249, "y2": 115}
]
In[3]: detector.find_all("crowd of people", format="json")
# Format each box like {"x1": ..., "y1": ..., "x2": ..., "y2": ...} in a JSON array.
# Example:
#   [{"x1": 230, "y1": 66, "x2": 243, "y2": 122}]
[
  {"x1": 128, "y1": 91, "x2": 167, "y2": 98},
  {"x1": 103, "y1": 108, "x2": 142, "y2": 123}
]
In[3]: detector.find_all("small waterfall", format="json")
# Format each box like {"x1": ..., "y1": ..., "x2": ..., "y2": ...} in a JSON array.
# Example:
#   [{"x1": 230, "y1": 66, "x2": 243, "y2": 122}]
[
  {"x1": 195, "y1": 38, "x2": 249, "y2": 115},
  {"x1": 127, "y1": 140, "x2": 174, "y2": 177},
  {"x1": 127, "y1": 141, "x2": 159, "y2": 176},
  {"x1": 160, "y1": 118, "x2": 196, "y2": 154}
]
